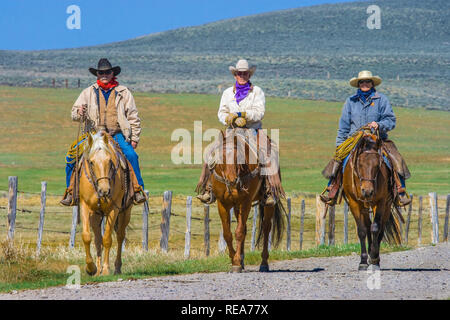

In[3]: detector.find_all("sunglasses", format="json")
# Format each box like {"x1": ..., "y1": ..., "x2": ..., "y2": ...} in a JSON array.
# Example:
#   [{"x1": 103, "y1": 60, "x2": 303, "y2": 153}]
[
  {"x1": 358, "y1": 79, "x2": 373, "y2": 85},
  {"x1": 236, "y1": 71, "x2": 249, "y2": 77},
  {"x1": 97, "y1": 70, "x2": 112, "y2": 75}
]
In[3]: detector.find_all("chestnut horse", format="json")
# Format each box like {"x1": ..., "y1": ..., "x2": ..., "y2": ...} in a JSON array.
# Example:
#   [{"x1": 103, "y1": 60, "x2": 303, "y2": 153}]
[
  {"x1": 343, "y1": 128, "x2": 403, "y2": 270},
  {"x1": 79, "y1": 131, "x2": 132, "y2": 276},
  {"x1": 211, "y1": 128, "x2": 285, "y2": 272}
]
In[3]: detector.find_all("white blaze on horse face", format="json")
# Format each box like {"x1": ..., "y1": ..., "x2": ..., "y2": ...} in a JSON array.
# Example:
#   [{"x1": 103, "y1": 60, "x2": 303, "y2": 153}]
[{"x1": 92, "y1": 150, "x2": 112, "y2": 196}]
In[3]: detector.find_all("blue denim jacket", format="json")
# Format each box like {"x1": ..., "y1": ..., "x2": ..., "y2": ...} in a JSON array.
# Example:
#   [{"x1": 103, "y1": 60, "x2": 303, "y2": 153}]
[{"x1": 336, "y1": 92, "x2": 396, "y2": 146}]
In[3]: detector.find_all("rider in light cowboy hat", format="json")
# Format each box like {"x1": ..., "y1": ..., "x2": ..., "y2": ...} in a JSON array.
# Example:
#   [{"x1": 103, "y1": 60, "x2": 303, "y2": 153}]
[{"x1": 320, "y1": 70, "x2": 411, "y2": 207}]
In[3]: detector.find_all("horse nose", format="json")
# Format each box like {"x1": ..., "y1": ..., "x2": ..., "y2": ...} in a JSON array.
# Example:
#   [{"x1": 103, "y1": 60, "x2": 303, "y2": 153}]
[
  {"x1": 362, "y1": 188, "x2": 374, "y2": 198},
  {"x1": 98, "y1": 188, "x2": 110, "y2": 198}
]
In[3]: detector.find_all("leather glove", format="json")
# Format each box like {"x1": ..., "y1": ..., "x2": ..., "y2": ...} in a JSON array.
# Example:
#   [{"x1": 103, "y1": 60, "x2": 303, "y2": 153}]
[
  {"x1": 235, "y1": 117, "x2": 247, "y2": 127},
  {"x1": 225, "y1": 113, "x2": 238, "y2": 126}
]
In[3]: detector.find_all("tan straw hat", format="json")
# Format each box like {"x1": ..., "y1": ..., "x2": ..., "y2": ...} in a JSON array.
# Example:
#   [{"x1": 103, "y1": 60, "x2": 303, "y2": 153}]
[
  {"x1": 229, "y1": 59, "x2": 256, "y2": 76},
  {"x1": 349, "y1": 70, "x2": 382, "y2": 87}
]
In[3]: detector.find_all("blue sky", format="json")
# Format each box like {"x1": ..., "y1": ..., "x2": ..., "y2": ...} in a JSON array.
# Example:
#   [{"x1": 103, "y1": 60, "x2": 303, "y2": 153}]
[{"x1": 0, "y1": 0, "x2": 357, "y2": 51}]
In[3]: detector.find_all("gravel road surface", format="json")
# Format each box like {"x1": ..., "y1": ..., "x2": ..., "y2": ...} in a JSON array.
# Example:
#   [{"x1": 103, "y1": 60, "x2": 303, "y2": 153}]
[{"x1": 1, "y1": 243, "x2": 448, "y2": 300}]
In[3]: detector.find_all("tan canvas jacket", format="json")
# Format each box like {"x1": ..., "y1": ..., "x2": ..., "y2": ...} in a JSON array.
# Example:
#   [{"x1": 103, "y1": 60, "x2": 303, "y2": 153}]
[{"x1": 71, "y1": 83, "x2": 141, "y2": 143}]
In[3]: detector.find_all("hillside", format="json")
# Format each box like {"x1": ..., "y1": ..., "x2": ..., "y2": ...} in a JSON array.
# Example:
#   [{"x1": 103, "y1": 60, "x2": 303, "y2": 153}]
[{"x1": 0, "y1": 0, "x2": 449, "y2": 109}]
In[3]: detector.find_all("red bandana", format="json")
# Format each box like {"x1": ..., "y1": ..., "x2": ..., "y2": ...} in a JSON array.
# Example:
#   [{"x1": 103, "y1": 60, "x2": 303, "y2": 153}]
[{"x1": 97, "y1": 77, "x2": 119, "y2": 90}]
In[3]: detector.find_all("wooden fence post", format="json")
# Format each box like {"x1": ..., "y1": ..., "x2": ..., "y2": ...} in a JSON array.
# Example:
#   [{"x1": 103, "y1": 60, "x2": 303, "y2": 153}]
[
  {"x1": 69, "y1": 206, "x2": 78, "y2": 248},
  {"x1": 328, "y1": 205, "x2": 335, "y2": 246},
  {"x1": 418, "y1": 196, "x2": 423, "y2": 246},
  {"x1": 299, "y1": 199, "x2": 305, "y2": 250},
  {"x1": 286, "y1": 198, "x2": 291, "y2": 251},
  {"x1": 36, "y1": 181, "x2": 47, "y2": 255},
  {"x1": 184, "y1": 196, "x2": 192, "y2": 259},
  {"x1": 160, "y1": 191, "x2": 172, "y2": 252},
  {"x1": 204, "y1": 204, "x2": 210, "y2": 257},
  {"x1": 7, "y1": 176, "x2": 18, "y2": 241},
  {"x1": 429, "y1": 192, "x2": 439, "y2": 244},
  {"x1": 443, "y1": 194, "x2": 450, "y2": 242},
  {"x1": 404, "y1": 194, "x2": 413, "y2": 244},
  {"x1": 251, "y1": 204, "x2": 258, "y2": 251},
  {"x1": 315, "y1": 195, "x2": 326, "y2": 245},
  {"x1": 142, "y1": 190, "x2": 149, "y2": 251},
  {"x1": 343, "y1": 201, "x2": 349, "y2": 245}
]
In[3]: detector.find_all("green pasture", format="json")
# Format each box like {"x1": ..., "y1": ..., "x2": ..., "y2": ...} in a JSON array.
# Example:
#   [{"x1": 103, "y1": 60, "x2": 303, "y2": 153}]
[{"x1": 0, "y1": 86, "x2": 448, "y2": 196}]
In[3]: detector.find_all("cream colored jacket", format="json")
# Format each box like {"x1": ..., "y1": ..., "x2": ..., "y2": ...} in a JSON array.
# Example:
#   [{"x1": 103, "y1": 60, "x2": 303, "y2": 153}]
[
  {"x1": 218, "y1": 85, "x2": 265, "y2": 129},
  {"x1": 71, "y1": 83, "x2": 141, "y2": 143}
]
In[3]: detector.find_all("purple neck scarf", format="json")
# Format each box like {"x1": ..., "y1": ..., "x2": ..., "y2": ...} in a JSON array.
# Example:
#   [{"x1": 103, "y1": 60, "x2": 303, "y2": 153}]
[{"x1": 235, "y1": 81, "x2": 252, "y2": 104}]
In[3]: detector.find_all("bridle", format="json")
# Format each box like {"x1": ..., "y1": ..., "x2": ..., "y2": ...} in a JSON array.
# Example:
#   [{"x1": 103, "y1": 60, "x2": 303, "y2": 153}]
[
  {"x1": 351, "y1": 129, "x2": 383, "y2": 203},
  {"x1": 83, "y1": 154, "x2": 121, "y2": 208}
]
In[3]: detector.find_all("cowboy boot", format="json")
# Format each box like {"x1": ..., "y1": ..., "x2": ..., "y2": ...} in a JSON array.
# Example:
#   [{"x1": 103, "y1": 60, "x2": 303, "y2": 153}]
[
  {"x1": 126, "y1": 161, "x2": 147, "y2": 204},
  {"x1": 320, "y1": 163, "x2": 342, "y2": 205},
  {"x1": 392, "y1": 171, "x2": 411, "y2": 206},
  {"x1": 133, "y1": 186, "x2": 147, "y2": 204},
  {"x1": 60, "y1": 188, "x2": 74, "y2": 206},
  {"x1": 60, "y1": 168, "x2": 77, "y2": 206}
]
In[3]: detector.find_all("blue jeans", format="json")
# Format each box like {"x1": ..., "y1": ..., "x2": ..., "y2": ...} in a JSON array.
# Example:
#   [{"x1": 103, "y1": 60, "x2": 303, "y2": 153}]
[{"x1": 65, "y1": 132, "x2": 144, "y2": 189}]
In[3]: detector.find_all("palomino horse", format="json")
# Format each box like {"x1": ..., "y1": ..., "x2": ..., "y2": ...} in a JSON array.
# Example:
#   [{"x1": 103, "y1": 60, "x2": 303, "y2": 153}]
[
  {"x1": 343, "y1": 127, "x2": 403, "y2": 270},
  {"x1": 211, "y1": 128, "x2": 285, "y2": 272},
  {"x1": 79, "y1": 131, "x2": 132, "y2": 276}
]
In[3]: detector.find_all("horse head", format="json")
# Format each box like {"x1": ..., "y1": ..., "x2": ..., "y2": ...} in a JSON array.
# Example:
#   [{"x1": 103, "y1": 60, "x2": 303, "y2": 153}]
[
  {"x1": 215, "y1": 128, "x2": 254, "y2": 192},
  {"x1": 86, "y1": 131, "x2": 117, "y2": 199},
  {"x1": 355, "y1": 129, "x2": 383, "y2": 201}
]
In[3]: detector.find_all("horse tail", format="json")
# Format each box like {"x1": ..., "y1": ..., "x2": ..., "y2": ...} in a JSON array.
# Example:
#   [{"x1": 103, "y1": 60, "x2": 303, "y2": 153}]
[
  {"x1": 256, "y1": 201, "x2": 286, "y2": 249},
  {"x1": 383, "y1": 205, "x2": 404, "y2": 245}
]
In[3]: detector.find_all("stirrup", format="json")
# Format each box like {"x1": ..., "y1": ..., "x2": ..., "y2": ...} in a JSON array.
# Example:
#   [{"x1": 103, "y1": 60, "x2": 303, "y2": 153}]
[
  {"x1": 396, "y1": 193, "x2": 411, "y2": 206},
  {"x1": 196, "y1": 191, "x2": 216, "y2": 204},
  {"x1": 133, "y1": 187, "x2": 148, "y2": 205},
  {"x1": 60, "y1": 190, "x2": 75, "y2": 207}
]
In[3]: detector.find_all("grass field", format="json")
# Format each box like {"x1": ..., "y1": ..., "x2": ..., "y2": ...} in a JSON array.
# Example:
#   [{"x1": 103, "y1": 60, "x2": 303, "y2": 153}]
[
  {"x1": 0, "y1": 86, "x2": 448, "y2": 292},
  {"x1": 0, "y1": 86, "x2": 449, "y2": 196}
]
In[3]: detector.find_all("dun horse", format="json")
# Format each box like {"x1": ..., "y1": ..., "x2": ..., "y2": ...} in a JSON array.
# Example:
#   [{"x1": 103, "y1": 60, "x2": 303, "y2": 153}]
[
  {"x1": 343, "y1": 128, "x2": 403, "y2": 270},
  {"x1": 79, "y1": 131, "x2": 133, "y2": 276},
  {"x1": 210, "y1": 129, "x2": 285, "y2": 272}
]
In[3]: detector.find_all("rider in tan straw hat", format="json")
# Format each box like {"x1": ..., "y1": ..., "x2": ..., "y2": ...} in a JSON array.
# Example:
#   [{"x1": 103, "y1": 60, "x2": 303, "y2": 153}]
[{"x1": 320, "y1": 70, "x2": 411, "y2": 207}]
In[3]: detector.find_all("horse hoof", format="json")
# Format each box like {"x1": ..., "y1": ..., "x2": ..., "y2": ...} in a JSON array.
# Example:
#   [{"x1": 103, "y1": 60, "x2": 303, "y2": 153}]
[
  {"x1": 231, "y1": 266, "x2": 242, "y2": 273},
  {"x1": 86, "y1": 263, "x2": 97, "y2": 276},
  {"x1": 358, "y1": 263, "x2": 369, "y2": 271},
  {"x1": 259, "y1": 265, "x2": 270, "y2": 272}
]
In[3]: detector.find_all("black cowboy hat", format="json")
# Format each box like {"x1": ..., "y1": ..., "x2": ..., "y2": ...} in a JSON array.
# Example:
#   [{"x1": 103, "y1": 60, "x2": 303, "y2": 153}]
[{"x1": 89, "y1": 58, "x2": 121, "y2": 76}]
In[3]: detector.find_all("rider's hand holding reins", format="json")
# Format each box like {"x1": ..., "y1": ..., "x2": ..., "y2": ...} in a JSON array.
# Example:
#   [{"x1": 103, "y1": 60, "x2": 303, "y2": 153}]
[
  {"x1": 225, "y1": 113, "x2": 238, "y2": 126},
  {"x1": 367, "y1": 121, "x2": 379, "y2": 130},
  {"x1": 78, "y1": 104, "x2": 87, "y2": 118},
  {"x1": 235, "y1": 117, "x2": 246, "y2": 127}
]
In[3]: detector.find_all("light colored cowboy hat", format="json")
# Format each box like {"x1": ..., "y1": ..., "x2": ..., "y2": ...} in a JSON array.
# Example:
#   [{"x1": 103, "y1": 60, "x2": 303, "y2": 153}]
[
  {"x1": 229, "y1": 59, "x2": 256, "y2": 77},
  {"x1": 349, "y1": 70, "x2": 382, "y2": 87},
  {"x1": 89, "y1": 58, "x2": 121, "y2": 77}
]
